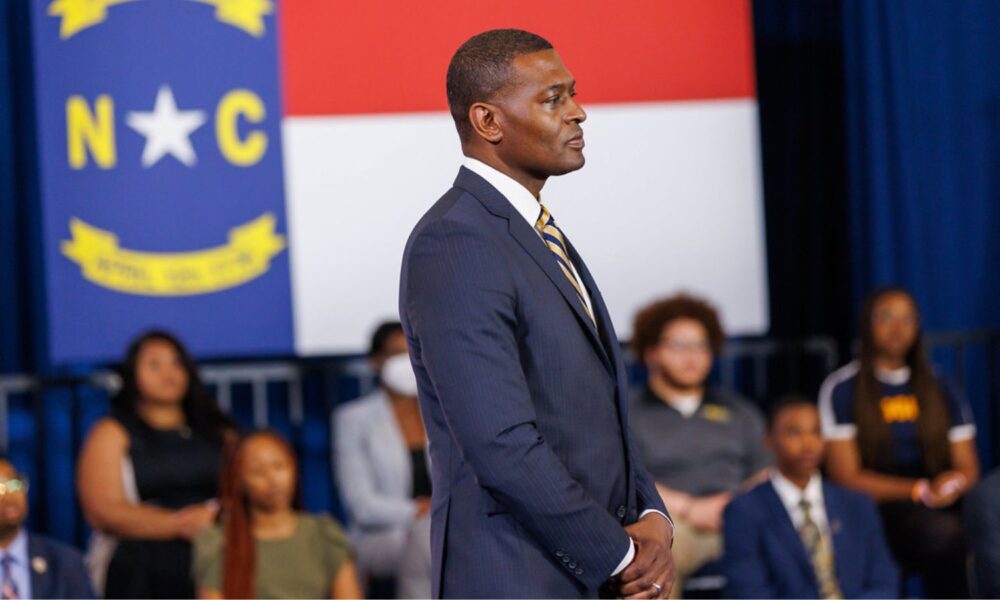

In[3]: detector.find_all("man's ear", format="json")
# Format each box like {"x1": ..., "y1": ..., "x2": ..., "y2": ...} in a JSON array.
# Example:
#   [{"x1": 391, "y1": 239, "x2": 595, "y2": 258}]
[{"x1": 468, "y1": 102, "x2": 503, "y2": 144}]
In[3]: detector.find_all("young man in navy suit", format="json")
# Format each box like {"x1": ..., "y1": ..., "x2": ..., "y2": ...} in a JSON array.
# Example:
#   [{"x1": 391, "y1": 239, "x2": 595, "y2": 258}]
[
  {"x1": 0, "y1": 458, "x2": 94, "y2": 599},
  {"x1": 723, "y1": 397, "x2": 898, "y2": 599},
  {"x1": 399, "y1": 29, "x2": 673, "y2": 598}
]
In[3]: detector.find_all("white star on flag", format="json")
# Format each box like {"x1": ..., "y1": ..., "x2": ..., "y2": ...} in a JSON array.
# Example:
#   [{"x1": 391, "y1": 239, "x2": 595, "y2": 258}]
[{"x1": 126, "y1": 86, "x2": 207, "y2": 167}]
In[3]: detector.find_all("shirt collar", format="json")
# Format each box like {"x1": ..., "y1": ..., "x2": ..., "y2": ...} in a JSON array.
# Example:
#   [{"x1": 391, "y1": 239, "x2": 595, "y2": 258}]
[
  {"x1": 875, "y1": 366, "x2": 911, "y2": 385},
  {"x1": 2, "y1": 528, "x2": 28, "y2": 566},
  {"x1": 770, "y1": 469, "x2": 824, "y2": 512},
  {"x1": 463, "y1": 157, "x2": 542, "y2": 229}
]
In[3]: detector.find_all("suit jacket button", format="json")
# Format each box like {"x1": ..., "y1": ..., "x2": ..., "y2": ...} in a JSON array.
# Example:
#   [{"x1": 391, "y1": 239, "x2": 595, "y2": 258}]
[
  {"x1": 569, "y1": 562, "x2": 576, "y2": 569},
  {"x1": 617, "y1": 505, "x2": 627, "y2": 518},
  {"x1": 576, "y1": 568, "x2": 584, "y2": 575},
  {"x1": 562, "y1": 556, "x2": 570, "y2": 563},
  {"x1": 556, "y1": 550, "x2": 564, "y2": 558}
]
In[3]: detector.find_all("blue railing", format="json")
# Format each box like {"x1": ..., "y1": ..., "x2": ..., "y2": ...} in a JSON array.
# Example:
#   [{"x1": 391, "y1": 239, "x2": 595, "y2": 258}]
[{"x1": 0, "y1": 331, "x2": 996, "y2": 549}]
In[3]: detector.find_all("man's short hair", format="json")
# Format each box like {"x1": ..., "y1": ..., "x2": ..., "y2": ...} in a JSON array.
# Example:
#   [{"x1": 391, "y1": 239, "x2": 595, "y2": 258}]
[
  {"x1": 446, "y1": 29, "x2": 553, "y2": 141},
  {"x1": 766, "y1": 394, "x2": 817, "y2": 430},
  {"x1": 631, "y1": 293, "x2": 726, "y2": 358}
]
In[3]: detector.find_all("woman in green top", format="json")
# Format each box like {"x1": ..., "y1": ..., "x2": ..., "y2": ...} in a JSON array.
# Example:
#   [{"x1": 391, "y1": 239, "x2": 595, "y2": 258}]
[{"x1": 194, "y1": 431, "x2": 362, "y2": 599}]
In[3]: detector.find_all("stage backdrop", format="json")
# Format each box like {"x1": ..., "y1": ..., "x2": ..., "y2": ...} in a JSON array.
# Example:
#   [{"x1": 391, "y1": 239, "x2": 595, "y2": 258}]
[{"x1": 30, "y1": 0, "x2": 767, "y2": 363}]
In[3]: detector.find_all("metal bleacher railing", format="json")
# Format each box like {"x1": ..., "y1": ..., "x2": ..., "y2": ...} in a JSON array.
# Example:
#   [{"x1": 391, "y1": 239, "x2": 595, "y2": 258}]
[{"x1": 0, "y1": 331, "x2": 996, "y2": 551}]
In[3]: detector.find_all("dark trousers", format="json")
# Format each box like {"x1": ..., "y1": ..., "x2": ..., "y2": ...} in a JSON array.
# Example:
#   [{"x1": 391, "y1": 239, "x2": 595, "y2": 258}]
[{"x1": 880, "y1": 501, "x2": 969, "y2": 599}]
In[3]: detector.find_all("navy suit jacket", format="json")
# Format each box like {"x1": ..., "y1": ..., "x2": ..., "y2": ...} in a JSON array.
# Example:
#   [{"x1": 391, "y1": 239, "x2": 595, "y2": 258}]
[
  {"x1": 966, "y1": 468, "x2": 1000, "y2": 598},
  {"x1": 27, "y1": 533, "x2": 95, "y2": 599},
  {"x1": 723, "y1": 479, "x2": 898, "y2": 599},
  {"x1": 399, "y1": 167, "x2": 667, "y2": 598}
]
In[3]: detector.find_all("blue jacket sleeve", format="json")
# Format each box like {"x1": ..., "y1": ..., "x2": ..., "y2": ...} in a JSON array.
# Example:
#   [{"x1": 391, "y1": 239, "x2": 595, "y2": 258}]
[
  {"x1": 723, "y1": 498, "x2": 777, "y2": 599},
  {"x1": 966, "y1": 473, "x2": 1000, "y2": 598},
  {"x1": 627, "y1": 429, "x2": 669, "y2": 518},
  {"x1": 402, "y1": 219, "x2": 632, "y2": 590}
]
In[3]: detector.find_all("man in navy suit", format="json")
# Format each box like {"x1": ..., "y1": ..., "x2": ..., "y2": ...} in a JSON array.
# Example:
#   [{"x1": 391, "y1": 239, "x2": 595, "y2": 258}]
[
  {"x1": 0, "y1": 458, "x2": 94, "y2": 599},
  {"x1": 723, "y1": 397, "x2": 897, "y2": 599},
  {"x1": 399, "y1": 29, "x2": 674, "y2": 598}
]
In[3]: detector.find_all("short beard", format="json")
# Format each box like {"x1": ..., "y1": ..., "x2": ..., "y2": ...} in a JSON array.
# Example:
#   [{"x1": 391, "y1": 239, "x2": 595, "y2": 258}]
[{"x1": 653, "y1": 367, "x2": 706, "y2": 395}]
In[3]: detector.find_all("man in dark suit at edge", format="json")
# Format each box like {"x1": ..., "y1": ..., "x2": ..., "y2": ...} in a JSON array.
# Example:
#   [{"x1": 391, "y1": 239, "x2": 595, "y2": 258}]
[{"x1": 399, "y1": 29, "x2": 675, "y2": 598}]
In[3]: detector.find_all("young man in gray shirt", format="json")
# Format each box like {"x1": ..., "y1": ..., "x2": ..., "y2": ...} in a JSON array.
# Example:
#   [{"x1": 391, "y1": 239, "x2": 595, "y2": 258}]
[{"x1": 629, "y1": 294, "x2": 771, "y2": 597}]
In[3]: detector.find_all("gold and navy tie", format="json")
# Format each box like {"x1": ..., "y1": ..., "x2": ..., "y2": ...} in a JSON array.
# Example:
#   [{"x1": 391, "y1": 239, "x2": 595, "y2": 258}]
[
  {"x1": 535, "y1": 205, "x2": 594, "y2": 324},
  {"x1": 798, "y1": 499, "x2": 843, "y2": 600}
]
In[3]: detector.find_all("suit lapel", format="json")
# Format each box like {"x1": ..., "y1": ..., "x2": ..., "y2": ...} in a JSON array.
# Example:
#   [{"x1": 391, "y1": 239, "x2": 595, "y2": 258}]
[
  {"x1": 823, "y1": 482, "x2": 849, "y2": 588},
  {"x1": 455, "y1": 168, "x2": 613, "y2": 372},
  {"x1": 761, "y1": 484, "x2": 817, "y2": 586},
  {"x1": 27, "y1": 535, "x2": 53, "y2": 600},
  {"x1": 565, "y1": 239, "x2": 620, "y2": 370}
]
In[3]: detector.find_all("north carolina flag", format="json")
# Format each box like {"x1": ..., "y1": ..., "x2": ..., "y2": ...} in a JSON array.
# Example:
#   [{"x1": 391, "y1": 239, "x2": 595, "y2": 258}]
[
  {"x1": 279, "y1": 0, "x2": 768, "y2": 354},
  {"x1": 30, "y1": 0, "x2": 766, "y2": 362}
]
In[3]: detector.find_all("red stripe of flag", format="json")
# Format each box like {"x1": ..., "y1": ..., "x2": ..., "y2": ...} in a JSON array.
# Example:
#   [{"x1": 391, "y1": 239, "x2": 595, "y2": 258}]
[{"x1": 279, "y1": 0, "x2": 756, "y2": 116}]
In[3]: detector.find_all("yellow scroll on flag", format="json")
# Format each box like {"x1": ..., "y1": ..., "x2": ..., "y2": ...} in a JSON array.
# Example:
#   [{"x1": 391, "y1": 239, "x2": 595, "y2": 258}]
[{"x1": 61, "y1": 212, "x2": 286, "y2": 296}]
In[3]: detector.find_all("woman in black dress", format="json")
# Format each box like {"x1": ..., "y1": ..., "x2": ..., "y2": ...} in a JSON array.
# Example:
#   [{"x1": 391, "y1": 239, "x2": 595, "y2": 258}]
[{"x1": 77, "y1": 330, "x2": 234, "y2": 598}]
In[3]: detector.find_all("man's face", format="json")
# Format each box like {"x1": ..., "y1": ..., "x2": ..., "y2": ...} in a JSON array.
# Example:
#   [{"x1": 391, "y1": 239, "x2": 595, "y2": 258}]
[
  {"x1": 646, "y1": 318, "x2": 714, "y2": 391},
  {"x1": 493, "y1": 49, "x2": 587, "y2": 178},
  {"x1": 0, "y1": 461, "x2": 28, "y2": 530},
  {"x1": 768, "y1": 405, "x2": 824, "y2": 481}
]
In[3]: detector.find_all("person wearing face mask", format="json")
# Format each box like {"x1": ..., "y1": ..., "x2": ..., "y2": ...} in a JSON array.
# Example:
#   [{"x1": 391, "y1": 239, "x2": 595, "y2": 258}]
[
  {"x1": 333, "y1": 321, "x2": 431, "y2": 599},
  {"x1": 193, "y1": 431, "x2": 360, "y2": 599},
  {"x1": 77, "y1": 330, "x2": 235, "y2": 598}
]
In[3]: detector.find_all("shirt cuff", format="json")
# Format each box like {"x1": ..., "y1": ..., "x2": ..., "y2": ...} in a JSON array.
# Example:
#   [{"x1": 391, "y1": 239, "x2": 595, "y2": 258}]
[
  {"x1": 641, "y1": 509, "x2": 674, "y2": 545},
  {"x1": 823, "y1": 424, "x2": 857, "y2": 440},
  {"x1": 610, "y1": 509, "x2": 675, "y2": 577},
  {"x1": 948, "y1": 424, "x2": 976, "y2": 442},
  {"x1": 611, "y1": 538, "x2": 635, "y2": 577}
]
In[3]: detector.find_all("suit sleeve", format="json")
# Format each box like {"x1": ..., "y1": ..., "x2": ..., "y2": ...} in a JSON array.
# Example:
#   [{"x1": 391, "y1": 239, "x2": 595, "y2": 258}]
[
  {"x1": 965, "y1": 475, "x2": 1000, "y2": 598},
  {"x1": 857, "y1": 495, "x2": 900, "y2": 599},
  {"x1": 403, "y1": 219, "x2": 632, "y2": 590},
  {"x1": 627, "y1": 429, "x2": 669, "y2": 518},
  {"x1": 62, "y1": 546, "x2": 97, "y2": 599},
  {"x1": 723, "y1": 499, "x2": 777, "y2": 599}
]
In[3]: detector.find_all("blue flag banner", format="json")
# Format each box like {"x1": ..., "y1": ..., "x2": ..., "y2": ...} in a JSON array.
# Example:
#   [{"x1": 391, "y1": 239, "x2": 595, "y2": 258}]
[{"x1": 30, "y1": 0, "x2": 293, "y2": 364}]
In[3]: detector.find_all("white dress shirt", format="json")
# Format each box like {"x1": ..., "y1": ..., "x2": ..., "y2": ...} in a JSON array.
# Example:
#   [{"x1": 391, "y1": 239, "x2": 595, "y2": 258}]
[
  {"x1": 462, "y1": 157, "x2": 595, "y2": 317},
  {"x1": 463, "y1": 157, "x2": 671, "y2": 576},
  {"x1": 1, "y1": 529, "x2": 32, "y2": 600},
  {"x1": 770, "y1": 470, "x2": 831, "y2": 537}
]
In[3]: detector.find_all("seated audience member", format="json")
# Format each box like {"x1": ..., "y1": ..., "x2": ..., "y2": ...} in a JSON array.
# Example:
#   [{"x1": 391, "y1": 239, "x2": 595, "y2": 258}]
[
  {"x1": 819, "y1": 288, "x2": 979, "y2": 598},
  {"x1": 629, "y1": 294, "x2": 771, "y2": 596},
  {"x1": 194, "y1": 430, "x2": 361, "y2": 599},
  {"x1": 0, "y1": 457, "x2": 94, "y2": 599},
  {"x1": 965, "y1": 468, "x2": 1000, "y2": 598},
  {"x1": 724, "y1": 396, "x2": 898, "y2": 599},
  {"x1": 334, "y1": 321, "x2": 431, "y2": 599},
  {"x1": 77, "y1": 330, "x2": 234, "y2": 598}
]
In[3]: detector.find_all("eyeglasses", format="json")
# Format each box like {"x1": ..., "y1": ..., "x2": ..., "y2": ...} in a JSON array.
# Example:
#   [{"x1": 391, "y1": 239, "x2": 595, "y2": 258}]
[
  {"x1": 0, "y1": 476, "x2": 29, "y2": 496},
  {"x1": 657, "y1": 339, "x2": 711, "y2": 354},
  {"x1": 873, "y1": 311, "x2": 917, "y2": 326}
]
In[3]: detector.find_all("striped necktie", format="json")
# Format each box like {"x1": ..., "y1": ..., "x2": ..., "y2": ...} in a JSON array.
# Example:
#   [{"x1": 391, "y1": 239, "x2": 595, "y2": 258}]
[
  {"x1": 535, "y1": 205, "x2": 594, "y2": 324},
  {"x1": 798, "y1": 499, "x2": 843, "y2": 600},
  {"x1": 1, "y1": 554, "x2": 19, "y2": 600}
]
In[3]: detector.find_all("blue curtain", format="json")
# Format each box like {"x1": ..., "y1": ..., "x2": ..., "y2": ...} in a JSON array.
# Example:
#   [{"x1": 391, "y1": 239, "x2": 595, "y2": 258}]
[
  {"x1": 0, "y1": 2, "x2": 19, "y2": 373},
  {"x1": 0, "y1": 1, "x2": 37, "y2": 375},
  {"x1": 843, "y1": 0, "x2": 1000, "y2": 330}
]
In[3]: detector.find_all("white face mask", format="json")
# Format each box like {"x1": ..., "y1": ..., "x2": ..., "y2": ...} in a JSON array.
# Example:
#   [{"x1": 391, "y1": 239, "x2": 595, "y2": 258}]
[{"x1": 381, "y1": 353, "x2": 418, "y2": 397}]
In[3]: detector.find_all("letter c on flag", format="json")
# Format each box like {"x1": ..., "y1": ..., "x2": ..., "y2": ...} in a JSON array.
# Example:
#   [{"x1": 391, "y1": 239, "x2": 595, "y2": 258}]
[{"x1": 216, "y1": 89, "x2": 268, "y2": 166}]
